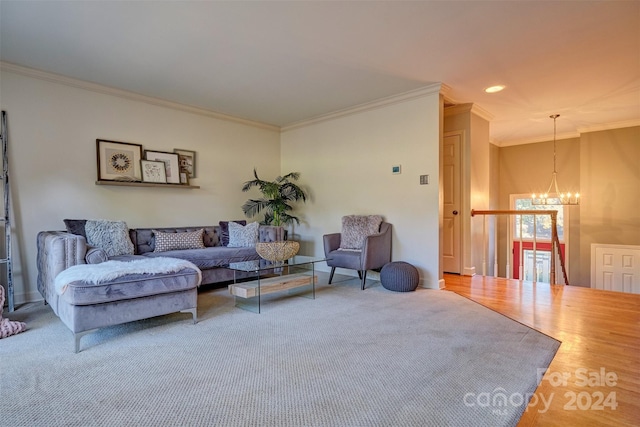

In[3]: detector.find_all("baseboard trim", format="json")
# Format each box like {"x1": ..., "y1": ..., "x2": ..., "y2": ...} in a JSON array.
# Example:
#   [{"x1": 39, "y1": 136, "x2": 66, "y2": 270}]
[{"x1": 463, "y1": 267, "x2": 476, "y2": 276}]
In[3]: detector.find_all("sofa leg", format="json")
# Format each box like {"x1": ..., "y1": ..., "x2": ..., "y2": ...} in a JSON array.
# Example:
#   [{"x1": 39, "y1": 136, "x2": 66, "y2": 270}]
[
  {"x1": 361, "y1": 271, "x2": 367, "y2": 290},
  {"x1": 74, "y1": 329, "x2": 98, "y2": 353},
  {"x1": 328, "y1": 267, "x2": 336, "y2": 284},
  {"x1": 181, "y1": 308, "x2": 198, "y2": 324}
]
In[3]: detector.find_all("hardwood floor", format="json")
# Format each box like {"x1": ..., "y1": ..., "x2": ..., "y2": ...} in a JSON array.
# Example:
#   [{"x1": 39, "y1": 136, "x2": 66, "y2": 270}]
[{"x1": 443, "y1": 274, "x2": 640, "y2": 427}]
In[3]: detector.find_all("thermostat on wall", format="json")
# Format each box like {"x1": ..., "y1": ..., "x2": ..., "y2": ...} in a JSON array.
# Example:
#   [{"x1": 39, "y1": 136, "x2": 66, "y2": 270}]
[{"x1": 392, "y1": 165, "x2": 401, "y2": 174}]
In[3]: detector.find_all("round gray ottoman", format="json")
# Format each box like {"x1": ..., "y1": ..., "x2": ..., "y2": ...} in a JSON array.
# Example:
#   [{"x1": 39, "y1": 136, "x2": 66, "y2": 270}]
[{"x1": 380, "y1": 261, "x2": 419, "y2": 292}]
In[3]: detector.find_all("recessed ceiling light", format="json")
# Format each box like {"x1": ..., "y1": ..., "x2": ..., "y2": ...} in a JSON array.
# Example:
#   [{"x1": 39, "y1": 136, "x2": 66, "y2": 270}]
[{"x1": 485, "y1": 85, "x2": 506, "y2": 93}]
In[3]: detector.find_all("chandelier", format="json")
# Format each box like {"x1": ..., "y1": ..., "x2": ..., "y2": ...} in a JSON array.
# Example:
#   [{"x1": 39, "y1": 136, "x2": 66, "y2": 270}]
[{"x1": 531, "y1": 114, "x2": 579, "y2": 206}]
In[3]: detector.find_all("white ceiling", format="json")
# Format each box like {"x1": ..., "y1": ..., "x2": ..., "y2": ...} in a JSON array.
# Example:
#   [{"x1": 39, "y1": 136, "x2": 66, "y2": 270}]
[{"x1": 1, "y1": 1, "x2": 639, "y2": 145}]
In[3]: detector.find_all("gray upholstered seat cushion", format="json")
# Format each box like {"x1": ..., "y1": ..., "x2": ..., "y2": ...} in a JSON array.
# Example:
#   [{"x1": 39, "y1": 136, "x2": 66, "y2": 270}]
[
  {"x1": 326, "y1": 249, "x2": 363, "y2": 270},
  {"x1": 57, "y1": 290, "x2": 197, "y2": 336},
  {"x1": 59, "y1": 268, "x2": 200, "y2": 306},
  {"x1": 141, "y1": 246, "x2": 260, "y2": 270}
]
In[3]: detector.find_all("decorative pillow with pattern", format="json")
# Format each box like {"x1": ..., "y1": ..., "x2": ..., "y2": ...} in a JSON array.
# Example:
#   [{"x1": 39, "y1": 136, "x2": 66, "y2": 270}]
[
  {"x1": 219, "y1": 220, "x2": 247, "y2": 246},
  {"x1": 153, "y1": 229, "x2": 205, "y2": 252},
  {"x1": 227, "y1": 221, "x2": 259, "y2": 248},
  {"x1": 339, "y1": 215, "x2": 383, "y2": 250},
  {"x1": 85, "y1": 220, "x2": 135, "y2": 257}
]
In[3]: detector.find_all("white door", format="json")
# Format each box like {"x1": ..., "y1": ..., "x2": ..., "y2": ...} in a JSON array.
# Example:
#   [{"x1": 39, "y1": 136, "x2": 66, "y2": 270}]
[
  {"x1": 592, "y1": 244, "x2": 640, "y2": 294},
  {"x1": 443, "y1": 132, "x2": 461, "y2": 273}
]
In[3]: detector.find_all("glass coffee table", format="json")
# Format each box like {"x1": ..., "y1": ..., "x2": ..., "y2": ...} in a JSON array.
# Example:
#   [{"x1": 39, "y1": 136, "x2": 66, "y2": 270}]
[{"x1": 227, "y1": 255, "x2": 326, "y2": 313}]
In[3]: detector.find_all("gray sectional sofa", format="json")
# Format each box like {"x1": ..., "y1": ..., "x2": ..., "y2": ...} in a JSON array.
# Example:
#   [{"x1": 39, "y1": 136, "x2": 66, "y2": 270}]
[
  {"x1": 129, "y1": 225, "x2": 286, "y2": 284},
  {"x1": 36, "y1": 223, "x2": 286, "y2": 352}
]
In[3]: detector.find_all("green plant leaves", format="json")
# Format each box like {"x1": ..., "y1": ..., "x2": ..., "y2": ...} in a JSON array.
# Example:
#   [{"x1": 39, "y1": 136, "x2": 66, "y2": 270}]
[{"x1": 241, "y1": 168, "x2": 307, "y2": 226}]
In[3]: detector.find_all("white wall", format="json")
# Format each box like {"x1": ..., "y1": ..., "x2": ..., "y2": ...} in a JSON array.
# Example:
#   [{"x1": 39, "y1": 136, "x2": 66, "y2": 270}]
[
  {"x1": 0, "y1": 70, "x2": 281, "y2": 303},
  {"x1": 280, "y1": 88, "x2": 442, "y2": 288}
]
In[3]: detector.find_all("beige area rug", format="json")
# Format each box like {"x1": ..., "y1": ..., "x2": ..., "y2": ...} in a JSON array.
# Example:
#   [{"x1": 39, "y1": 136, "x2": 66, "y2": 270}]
[{"x1": 0, "y1": 274, "x2": 559, "y2": 426}]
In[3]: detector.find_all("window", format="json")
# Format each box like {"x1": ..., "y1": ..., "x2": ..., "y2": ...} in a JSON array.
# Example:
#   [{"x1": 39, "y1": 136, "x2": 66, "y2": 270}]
[
  {"x1": 510, "y1": 195, "x2": 569, "y2": 283},
  {"x1": 514, "y1": 197, "x2": 564, "y2": 241}
]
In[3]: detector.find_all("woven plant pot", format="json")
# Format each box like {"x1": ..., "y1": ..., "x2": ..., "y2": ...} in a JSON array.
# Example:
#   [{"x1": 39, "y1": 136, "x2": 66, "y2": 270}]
[{"x1": 256, "y1": 241, "x2": 300, "y2": 262}]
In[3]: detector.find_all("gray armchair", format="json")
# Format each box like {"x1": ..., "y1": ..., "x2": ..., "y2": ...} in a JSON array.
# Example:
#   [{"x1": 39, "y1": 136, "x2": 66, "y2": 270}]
[{"x1": 323, "y1": 221, "x2": 392, "y2": 290}]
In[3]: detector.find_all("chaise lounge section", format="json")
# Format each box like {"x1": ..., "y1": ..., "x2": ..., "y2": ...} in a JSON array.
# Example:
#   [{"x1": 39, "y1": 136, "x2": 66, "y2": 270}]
[{"x1": 37, "y1": 231, "x2": 201, "y2": 352}]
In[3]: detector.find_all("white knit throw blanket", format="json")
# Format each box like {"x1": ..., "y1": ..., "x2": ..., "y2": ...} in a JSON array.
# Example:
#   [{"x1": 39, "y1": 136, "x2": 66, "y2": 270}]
[{"x1": 54, "y1": 257, "x2": 202, "y2": 295}]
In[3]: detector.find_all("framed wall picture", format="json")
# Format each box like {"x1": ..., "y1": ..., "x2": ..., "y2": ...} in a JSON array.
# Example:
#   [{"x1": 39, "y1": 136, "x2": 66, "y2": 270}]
[
  {"x1": 96, "y1": 139, "x2": 143, "y2": 181},
  {"x1": 141, "y1": 160, "x2": 167, "y2": 183},
  {"x1": 144, "y1": 150, "x2": 180, "y2": 184},
  {"x1": 179, "y1": 171, "x2": 189, "y2": 185},
  {"x1": 174, "y1": 149, "x2": 196, "y2": 178}
]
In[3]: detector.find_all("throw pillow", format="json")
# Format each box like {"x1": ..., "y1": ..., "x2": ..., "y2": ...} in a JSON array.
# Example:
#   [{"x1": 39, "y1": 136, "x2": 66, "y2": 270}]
[
  {"x1": 153, "y1": 229, "x2": 205, "y2": 252},
  {"x1": 339, "y1": 215, "x2": 384, "y2": 250},
  {"x1": 85, "y1": 246, "x2": 109, "y2": 264},
  {"x1": 85, "y1": 220, "x2": 135, "y2": 257},
  {"x1": 0, "y1": 286, "x2": 26, "y2": 339},
  {"x1": 219, "y1": 220, "x2": 247, "y2": 246},
  {"x1": 228, "y1": 221, "x2": 259, "y2": 248},
  {"x1": 63, "y1": 219, "x2": 87, "y2": 239}
]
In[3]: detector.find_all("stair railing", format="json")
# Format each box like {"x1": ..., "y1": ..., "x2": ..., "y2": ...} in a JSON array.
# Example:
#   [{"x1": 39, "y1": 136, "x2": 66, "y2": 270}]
[{"x1": 470, "y1": 209, "x2": 569, "y2": 285}]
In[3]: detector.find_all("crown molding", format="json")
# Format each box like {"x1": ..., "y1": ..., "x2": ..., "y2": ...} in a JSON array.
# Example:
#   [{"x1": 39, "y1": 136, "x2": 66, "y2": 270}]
[
  {"x1": 497, "y1": 131, "x2": 581, "y2": 148},
  {"x1": 444, "y1": 103, "x2": 494, "y2": 122},
  {"x1": 0, "y1": 61, "x2": 280, "y2": 132},
  {"x1": 281, "y1": 83, "x2": 444, "y2": 132},
  {"x1": 577, "y1": 119, "x2": 640, "y2": 134},
  {"x1": 439, "y1": 83, "x2": 452, "y2": 98},
  {"x1": 444, "y1": 103, "x2": 473, "y2": 116},
  {"x1": 470, "y1": 104, "x2": 494, "y2": 122},
  {"x1": 496, "y1": 119, "x2": 640, "y2": 147}
]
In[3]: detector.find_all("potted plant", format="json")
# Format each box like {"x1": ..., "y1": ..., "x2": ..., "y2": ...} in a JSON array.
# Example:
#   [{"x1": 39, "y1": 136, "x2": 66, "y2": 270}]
[{"x1": 241, "y1": 168, "x2": 308, "y2": 226}]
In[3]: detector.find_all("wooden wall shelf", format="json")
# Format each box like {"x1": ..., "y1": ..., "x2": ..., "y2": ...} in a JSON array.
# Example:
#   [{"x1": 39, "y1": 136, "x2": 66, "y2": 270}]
[{"x1": 95, "y1": 180, "x2": 200, "y2": 189}]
